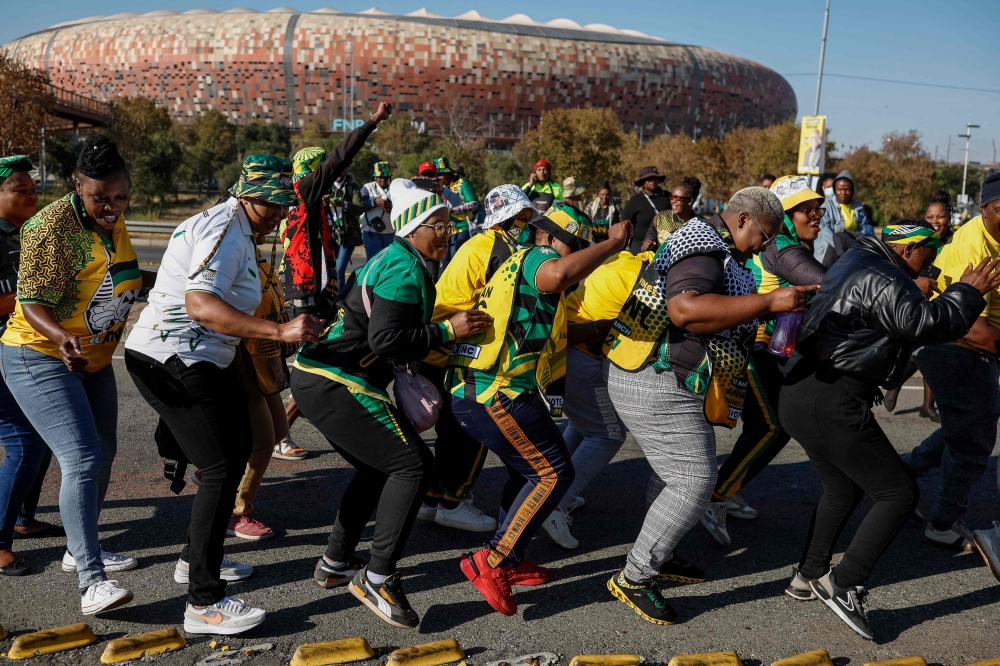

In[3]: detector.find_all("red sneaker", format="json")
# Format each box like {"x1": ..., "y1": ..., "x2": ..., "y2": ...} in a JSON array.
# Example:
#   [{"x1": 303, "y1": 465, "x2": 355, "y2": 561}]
[
  {"x1": 508, "y1": 559, "x2": 550, "y2": 586},
  {"x1": 227, "y1": 514, "x2": 274, "y2": 541},
  {"x1": 460, "y1": 548, "x2": 516, "y2": 616}
]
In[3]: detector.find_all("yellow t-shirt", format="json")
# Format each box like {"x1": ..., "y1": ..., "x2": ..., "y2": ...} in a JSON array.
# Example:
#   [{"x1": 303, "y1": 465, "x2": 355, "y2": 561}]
[
  {"x1": 2, "y1": 193, "x2": 142, "y2": 371},
  {"x1": 933, "y1": 214, "x2": 999, "y2": 352},
  {"x1": 840, "y1": 203, "x2": 857, "y2": 232},
  {"x1": 565, "y1": 250, "x2": 653, "y2": 356}
]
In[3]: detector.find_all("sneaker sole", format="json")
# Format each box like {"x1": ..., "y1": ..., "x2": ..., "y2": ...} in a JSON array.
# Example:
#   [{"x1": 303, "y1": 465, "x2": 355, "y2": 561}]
[
  {"x1": 314, "y1": 575, "x2": 354, "y2": 589},
  {"x1": 973, "y1": 533, "x2": 1000, "y2": 583},
  {"x1": 82, "y1": 590, "x2": 134, "y2": 615},
  {"x1": 657, "y1": 572, "x2": 705, "y2": 584},
  {"x1": 347, "y1": 581, "x2": 419, "y2": 629},
  {"x1": 226, "y1": 529, "x2": 275, "y2": 541},
  {"x1": 510, "y1": 574, "x2": 550, "y2": 586},
  {"x1": 415, "y1": 511, "x2": 437, "y2": 522},
  {"x1": 271, "y1": 452, "x2": 307, "y2": 460},
  {"x1": 460, "y1": 555, "x2": 517, "y2": 616},
  {"x1": 434, "y1": 517, "x2": 497, "y2": 533},
  {"x1": 606, "y1": 576, "x2": 673, "y2": 626},
  {"x1": 784, "y1": 586, "x2": 816, "y2": 601},
  {"x1": 63, "y1": 561, "x2": 138, "y2": 574},
  {"x1": 699, "y1": 518, "x2": 731, "y2": 546},
  {"x1": 726, "y1": 510, "x2": 757, "y2": 520},
  {"x1": 924, "y1": 536, "x2": 973, "y2": 553},
  {"x1": 810, "y1": 581, "x2": 874, "y2": 640},
  {"x1": 183, "y1": 614, "x2": 265, "y2": 635}
]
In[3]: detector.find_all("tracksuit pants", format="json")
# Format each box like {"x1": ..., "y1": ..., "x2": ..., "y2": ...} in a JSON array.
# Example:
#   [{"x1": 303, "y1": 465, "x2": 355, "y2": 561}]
[
  {"x1": 779, "y1": 364, "x2": 919, "y2": 589},
  {"x1": 713, "y1": 343, "x2": 791, "y2": 501},
  {"x1": 451, "y1": 391, "x2": 574, "y2": 568},
  {"x1": 291, "y1": 369, "x2": 432, "y2": 576}
]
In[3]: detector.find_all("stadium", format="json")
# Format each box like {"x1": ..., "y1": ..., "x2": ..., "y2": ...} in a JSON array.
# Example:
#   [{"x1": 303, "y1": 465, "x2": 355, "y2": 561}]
[{"x1": 4, "y1": 8, "x2": 797, "y2": 140}]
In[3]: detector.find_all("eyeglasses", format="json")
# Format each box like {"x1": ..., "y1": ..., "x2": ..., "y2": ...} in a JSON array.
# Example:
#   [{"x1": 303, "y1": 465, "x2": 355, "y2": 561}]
[
  {"x1": 794, "y1": 205, "x2": 823, "y2": 219},
  {"x1": 419, "y1": 220, "x2": 456, "y2": 238},
  {"x1": 743, "y1": 210, "x2": 775, "y2": 248}
]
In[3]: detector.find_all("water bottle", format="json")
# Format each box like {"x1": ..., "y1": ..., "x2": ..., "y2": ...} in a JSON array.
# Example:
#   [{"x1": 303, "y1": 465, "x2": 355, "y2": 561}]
[{"x1": 769, "y1": 311, "x2": 804, "y2": 358}]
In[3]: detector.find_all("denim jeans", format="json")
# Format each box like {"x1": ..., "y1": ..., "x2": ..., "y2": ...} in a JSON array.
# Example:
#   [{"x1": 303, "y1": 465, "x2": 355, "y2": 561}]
[
  {"x1": 336, "y1": 243, "x2": 356, "y2": 292},
  {"x1": 0, "y1": 371, "x2": 52, "y2": 551},
  {"x1": 439, "y1": 229, "x2": 471, "y2": 275},
  {"x1": 362, "y1": 230, "x2": 395, "y2": 262},
  {"x1": 910, "y1": 343, "x2": 1000, "y2": 527},
  {"x1": 559, "y1": 348, "x2": 627, "y2": 512},
  {"x1": 0, "y1": 344, "x2": 118, "y2": 588}
]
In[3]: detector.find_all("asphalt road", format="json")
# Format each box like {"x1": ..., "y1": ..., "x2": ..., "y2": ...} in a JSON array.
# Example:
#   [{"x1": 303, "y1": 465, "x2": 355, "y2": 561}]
[{"x1": 1, "y1": 366, "x2": 999, "y2": 666}]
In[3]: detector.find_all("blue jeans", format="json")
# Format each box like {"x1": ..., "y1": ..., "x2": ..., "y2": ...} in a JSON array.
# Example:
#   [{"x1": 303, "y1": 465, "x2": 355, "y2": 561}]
[
  {"x1": 362, "y1": 231, "x2": 395, "y2": 262},
  {"x1": 439, "y1": 229, "x2": 471, "y2": 275},
  {"x1": 0, "y1": 371, "x2": 52, "y2": 551},
  {"x1": 909, "y1": 343, "x2": 1000, "y2": 527},
  {"x1": 336, "y1": 244, "x2": 356, "y2": 292},
  {"x1": 0, "y1": 344, "x2": 119, "y2": 587}
]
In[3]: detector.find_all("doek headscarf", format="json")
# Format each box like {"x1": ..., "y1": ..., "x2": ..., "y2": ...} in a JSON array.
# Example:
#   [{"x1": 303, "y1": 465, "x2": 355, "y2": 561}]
[
  {"x1": 882, "y1": 224, "x2": 943, "y2": 249},
  {"x1": 231, "y1": 154, "x2": 297, "y2": 207},
  {"x1": 292, "y1": 146, "x2": 326, "y2": 183},
  {"x1": 0, "y1": 155, "x2": 32, "y2": 180}
]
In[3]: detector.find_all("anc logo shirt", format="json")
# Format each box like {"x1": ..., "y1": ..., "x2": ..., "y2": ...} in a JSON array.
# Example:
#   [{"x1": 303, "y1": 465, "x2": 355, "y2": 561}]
[
  {"x1": 2, "y1": 193, "x2": 141, "y2": 371},
  {"x1": 445, "y1": 245, "x2": 564, "y2": 404}
]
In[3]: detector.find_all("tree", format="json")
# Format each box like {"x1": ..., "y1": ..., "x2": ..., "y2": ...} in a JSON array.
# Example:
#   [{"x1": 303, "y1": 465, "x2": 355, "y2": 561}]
[
  {"x1": 0, "y1": 49, "x2": 54, "y2": 158},
  {"x1": 934, "y1": 163, "x2": 983, "y2": 208},
  {"x1": 484, "y1": 154, "x2": 523, "y2": 193},
  {"x1": 45, "y1": 131, "x2": 82, "y2": 189},
  {"x1": 175, "y1": 110, "x2": 236, "y2": 188},
  {"x1": 372, "y1": 115, "x2": 432, "y2": 169},
  {"x1": 236, "y1": 121, "x2": 291, "y2": 160},
  {"x1": 293, "y1": 119, "x2": 326, "y2": 152},
  {"x1": 131, "y1": 131, "x2": 183, "y2": 206},
  {"x1": 108, "y1": 97, "x2": 172, "y2": 166}
]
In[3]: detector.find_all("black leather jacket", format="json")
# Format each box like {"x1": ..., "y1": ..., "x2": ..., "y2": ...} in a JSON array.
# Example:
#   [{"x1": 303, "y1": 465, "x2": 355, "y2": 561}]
[{"x1": 797, "y1": 235, "x2": 985, "y2": 389}]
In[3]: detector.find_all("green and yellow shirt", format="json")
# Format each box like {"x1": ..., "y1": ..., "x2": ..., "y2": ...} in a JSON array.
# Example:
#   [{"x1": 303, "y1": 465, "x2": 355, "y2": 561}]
[{"x1": 2, "y1": 193, "x2": 141, "y2": 371}]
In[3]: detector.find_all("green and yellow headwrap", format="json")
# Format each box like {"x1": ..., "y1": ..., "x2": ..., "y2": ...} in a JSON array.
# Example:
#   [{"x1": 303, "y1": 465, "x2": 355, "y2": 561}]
[
  {"x1": 882, "y1": 224, "x2": 943, "y2": 249},
  {"x1": 433, "y1": 157, "x2": 453, "y2": 173},
  {"x1": 292, "y1": 146, "x2": 326, "y2": 183},
  {"x1": 530, "y1": 201, "x2": 594, "y2": 252},
  {"x1": 0, "y1": 155, "x2": 32, "y2": 180},
  {"x1": 230, "y1": 154, "x2": 297, "y2": 207},
  {"x1": 372, "y1": 161, "x2": 391, "y2": 178}
]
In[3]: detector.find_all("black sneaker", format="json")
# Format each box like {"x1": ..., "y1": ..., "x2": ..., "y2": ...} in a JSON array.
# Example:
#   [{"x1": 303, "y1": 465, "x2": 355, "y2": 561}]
[
  {"x1": 810, "y1": 570, "x2": 873, "y2": 640},
  {"x1": 314, "y1": 556, "x2": 365, "y2": 589},
  {"x1": 607, "y1": 570, "x2": 676, "y2": 625},
  {"x1": 348, "y1": 567, "x2": 420, "y2": 629},
  {"x1": 657, "y1": 554, "x2": 705, "y2": 584}
]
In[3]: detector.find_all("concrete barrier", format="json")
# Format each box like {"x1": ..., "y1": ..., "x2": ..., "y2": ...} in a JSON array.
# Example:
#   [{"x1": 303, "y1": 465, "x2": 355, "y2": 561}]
[
  {"x1": 290, "y1": 637, "x2": 375, "y2": 666},
  {"x1": 668, "y1": 652, "x2": 741, "y2": 666},
  {"x1": 100, "y1": 627, "x2": 186, "y2": 663},
  {"x1": 771, "y1": 649, "x2": 834, "y2": 666},
  {"x1": 7, "y1": 623, "x2": 97, "y2": 660},
  {"x1": 386, "y1": 639, "x2": 465, "y2": 666}
]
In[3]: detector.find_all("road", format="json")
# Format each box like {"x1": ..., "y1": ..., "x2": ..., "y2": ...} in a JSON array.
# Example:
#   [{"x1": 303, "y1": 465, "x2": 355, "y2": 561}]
[{"x1": 1, "y1": 365, "x2": 998, "y2": 666}]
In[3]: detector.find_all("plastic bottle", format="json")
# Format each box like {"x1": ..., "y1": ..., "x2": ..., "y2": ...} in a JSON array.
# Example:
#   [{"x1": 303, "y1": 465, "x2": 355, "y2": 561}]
[{"x1": 768, "y1": 311, "x2": 804, "y2": 358}]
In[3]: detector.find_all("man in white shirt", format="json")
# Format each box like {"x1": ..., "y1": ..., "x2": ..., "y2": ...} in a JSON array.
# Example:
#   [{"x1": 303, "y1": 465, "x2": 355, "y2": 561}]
[{"x1": 360, "y1": 162, "x2": 394, "y2": 261}]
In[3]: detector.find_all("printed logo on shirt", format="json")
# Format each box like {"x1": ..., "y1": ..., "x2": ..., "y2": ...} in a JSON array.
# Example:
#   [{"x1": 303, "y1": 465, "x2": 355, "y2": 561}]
[
  {"x1": 449, "y1": 342, "x2": 482, "y2": 359},
  {"x1": 190, "y1": 268, "x2": 218, "y2": 289},
  {"x1": 612, "y1": 319, "x2": 633, "y2": 336}
]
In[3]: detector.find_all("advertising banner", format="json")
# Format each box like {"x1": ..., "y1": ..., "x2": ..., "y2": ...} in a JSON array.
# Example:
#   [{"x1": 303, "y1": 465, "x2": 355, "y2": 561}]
[{"x1": 797, "y1": 116, "x2": 827, "y2": 175}]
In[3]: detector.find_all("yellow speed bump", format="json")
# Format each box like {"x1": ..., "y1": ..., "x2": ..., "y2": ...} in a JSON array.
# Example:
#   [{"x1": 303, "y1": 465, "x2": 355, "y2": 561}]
[
  {"x1": 386, "y1": 639, "x2": 465, "y2": 666},
  {"x1": 863, "y1": 659, "x2": 927, "y2": 666},
  {"x1": 0, "y1": 622, "x2": 7, "y2": 640},
  {"x1": 569, "y1": 656, "x2": 642, "y2": 666},
  {"x1": 100, "y1": 627, "x2": 186, "y2": 663},
  {"x1": 966, "y1": 660, "x2": 1000, "y2": 666},
  {"x1": 772, "y1": 650, "x2": 834, "y2": 666},
  {"x1": 291, "y1": 637, "x2": 375, "y2": 666},
  {"x1": 668, "y1": 652, "x2": 740, "y2": 666},
  {"x1": 8, "y1": 623, "x2": 98, "y2": 660}
]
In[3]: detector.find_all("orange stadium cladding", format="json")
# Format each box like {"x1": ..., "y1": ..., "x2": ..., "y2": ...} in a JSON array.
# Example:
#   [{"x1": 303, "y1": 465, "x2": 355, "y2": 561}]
[{"x1": 4, "y1": 7, "x2": 798, "y2": 140}]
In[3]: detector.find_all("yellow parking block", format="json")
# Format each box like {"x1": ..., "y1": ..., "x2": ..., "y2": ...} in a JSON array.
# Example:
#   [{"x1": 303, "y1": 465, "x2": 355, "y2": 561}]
[
  {"x1": 0, "y1": 622, "x2": 7, "y2": 640},
  {"x1": 8, "y1": 623, "x2": 98, "y2": 660},
  {"x1": 100, "y1": 627, "x2": 186, "y2": 663},
  {"x1": 863, "y1": 659, "x2": 927, "y2": 666},
  {"x1": 290, "y1": 637, "x2": 375, "y2": 666},
  {"x1": 966, "y1": 660, "x2": 1000, "y2": 666},
  {"x1": 668, "y1": 652, "x2": 741, "y2": 666},
  {"x1": 772, "y1": 650, "x2": 834, "y2": 666},
  {"x1": 386, "y1": 639, "x2": 465, "y2": 666},
  {"x1": 569, "y1": 656, "x2": 642, "y2": 666}
]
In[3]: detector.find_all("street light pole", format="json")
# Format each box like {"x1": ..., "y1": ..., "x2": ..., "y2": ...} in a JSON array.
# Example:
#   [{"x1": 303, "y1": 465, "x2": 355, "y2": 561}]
[
  {"x1": 959, "y1": 122, "x2": 980, "y2": 206},
  {"x1": 813, "y1": 0, "x2": 831, "y2": 115}
]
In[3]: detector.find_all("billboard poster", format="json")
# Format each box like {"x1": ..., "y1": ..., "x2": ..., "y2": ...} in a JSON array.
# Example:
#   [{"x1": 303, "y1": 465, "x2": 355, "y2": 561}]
[{"x1": 797, "y1": 116, "x2": 826, "y2": 175}]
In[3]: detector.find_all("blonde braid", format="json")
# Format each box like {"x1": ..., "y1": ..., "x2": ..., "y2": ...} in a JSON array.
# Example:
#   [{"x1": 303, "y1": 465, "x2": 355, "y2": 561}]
[{"x1": 188, "y1": 201, "x2": 239, "y2": 280}]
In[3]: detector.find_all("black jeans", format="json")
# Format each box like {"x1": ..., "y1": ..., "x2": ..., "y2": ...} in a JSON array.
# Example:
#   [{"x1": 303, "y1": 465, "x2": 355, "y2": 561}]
[
  {"x1": 290, "y1": 369, "x2": 432, "y2": 575},
  {"x1": 779, "y1": 365, "x2": 918, "y2": 589},
  {"x1": 125, "y1": 350, "x2": 252, "y2": 605}
]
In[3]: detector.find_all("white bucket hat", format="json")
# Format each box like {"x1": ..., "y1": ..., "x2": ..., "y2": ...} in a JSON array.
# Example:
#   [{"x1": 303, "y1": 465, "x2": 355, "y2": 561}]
[
  {"x1": 389, "y1": 178, "x2": 448, "y2": 237},
  {"x1": 482, "y1": 184, "x2": 534, "y2": 229}
]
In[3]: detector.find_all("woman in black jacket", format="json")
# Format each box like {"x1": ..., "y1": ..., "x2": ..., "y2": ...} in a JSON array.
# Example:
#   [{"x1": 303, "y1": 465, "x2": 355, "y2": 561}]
[{"x1": 779, "y1": 219, "x2": 1000, "y2": 640}]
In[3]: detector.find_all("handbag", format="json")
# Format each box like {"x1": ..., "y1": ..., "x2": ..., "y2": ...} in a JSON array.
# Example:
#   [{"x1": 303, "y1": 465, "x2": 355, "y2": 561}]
[{"x1": 360, "y1": 250, "x2": 443, "y2": 432}]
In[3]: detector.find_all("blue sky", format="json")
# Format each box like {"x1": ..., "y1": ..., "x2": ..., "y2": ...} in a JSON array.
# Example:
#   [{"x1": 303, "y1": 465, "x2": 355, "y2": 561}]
[{"x1": 3, "y1": 0, "x2": 998, "y2": 164}]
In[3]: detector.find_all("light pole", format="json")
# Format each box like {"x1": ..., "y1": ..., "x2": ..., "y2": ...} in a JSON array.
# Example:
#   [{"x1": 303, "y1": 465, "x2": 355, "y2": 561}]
[
  {"x1": 813, "y1": 0, "x2": 832, "y2": 115},
  {"x1": 959, "y1": 122, "x2": 980, "y2": 210}
]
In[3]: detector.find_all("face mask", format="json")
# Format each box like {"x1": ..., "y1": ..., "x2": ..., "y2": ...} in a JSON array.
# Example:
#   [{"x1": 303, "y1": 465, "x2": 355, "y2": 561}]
[{"x1": 823, "y1": 187, "x2": 834, "y2": 198}]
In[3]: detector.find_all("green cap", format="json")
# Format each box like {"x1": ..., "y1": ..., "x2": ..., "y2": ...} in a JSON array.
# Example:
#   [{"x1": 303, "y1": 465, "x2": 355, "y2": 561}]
[
  {"x1": 433, "y1": 157, "x2": 453, "y2": 173},
  {"x1": 530, "y1": 201, "x2": 594, "y2": 251},
  {"x1": 231, "y1": 154, "x2": 297, "y2": 207},
  {"x1": 373, "y1": 161, "x2": 391, "y2": 178},
  {"x1": 0, "y1": 155, "x2": 33, "y2": 180},
  {"x1": 292, "y1": 146, "x2": 326, "y2": 183}
]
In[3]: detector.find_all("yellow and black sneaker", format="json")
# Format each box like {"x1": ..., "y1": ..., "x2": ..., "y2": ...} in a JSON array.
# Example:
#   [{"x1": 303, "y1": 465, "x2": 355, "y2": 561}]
[
  {"x1": 657, "y1": 554, "x2": 705, "y2": 584},
  {"x1": 607, "y1": 570, "x2": 677, "y2": 625},
  {"x1": 348, "y1": 566, "x2": 420, "y2": 629}
]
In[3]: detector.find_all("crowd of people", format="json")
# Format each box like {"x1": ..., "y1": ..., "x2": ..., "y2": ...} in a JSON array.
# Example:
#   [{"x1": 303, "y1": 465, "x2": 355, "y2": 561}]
[{"x1": 1, "y1": 100, "x2": 999, "y2": 642}]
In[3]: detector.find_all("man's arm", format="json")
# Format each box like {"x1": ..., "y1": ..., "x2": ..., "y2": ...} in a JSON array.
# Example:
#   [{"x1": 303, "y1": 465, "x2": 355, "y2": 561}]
[
  {"x1": 297, "y1": 121, "x2": 378, "y2": 209},
  {"x1": 961, "y1": 316, "x2": 1000, "y2": 356}
]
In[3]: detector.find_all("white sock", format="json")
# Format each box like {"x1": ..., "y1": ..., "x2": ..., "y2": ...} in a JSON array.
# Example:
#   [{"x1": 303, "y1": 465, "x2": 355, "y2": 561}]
[
  {"x1": 367, "y1": 571, "x2": 388, "y2": 585},
  {"x1": 323, "y1": 556, "x2": 349, "y2": 569}
]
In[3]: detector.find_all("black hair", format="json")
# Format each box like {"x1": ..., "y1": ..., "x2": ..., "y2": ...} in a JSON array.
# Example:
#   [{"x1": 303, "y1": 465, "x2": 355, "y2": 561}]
[
  {"x1": 77, "y1": 134, "x2": 129, "y2": 181},
  {"x1": 760, "y1": 173, "x2": 776, "y2": 183},
  {"x1": 927, "y1": 191, "x2": 954, "y2": 241},
  {"x1": 600, "y1": 180, "x2": 611, "y2": 191},
  {"x1": 0, "y1": 158, "x2": 33, "y2": 191},
  {"x1": 678, "y1": 176, "x2": 702, "y2": 199},
  {"x1": 815, "y1": 171, "x2": 836, "y2": 195}
]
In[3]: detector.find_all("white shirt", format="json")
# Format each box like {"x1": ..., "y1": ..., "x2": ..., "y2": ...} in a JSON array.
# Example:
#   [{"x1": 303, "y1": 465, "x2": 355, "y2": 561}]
[
  {"x1": 125, "y1": 198, "x2": 262, "y2": 368},
  {"x1": 361, "y1": 181, "x2": 393, "y2": 234}
]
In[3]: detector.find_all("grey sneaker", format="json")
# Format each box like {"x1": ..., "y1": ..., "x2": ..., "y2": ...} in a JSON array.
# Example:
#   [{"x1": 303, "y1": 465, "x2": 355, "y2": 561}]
[
  {"x1": 183, "y1": 596, "x2": 266, "y2": 635},
  {"x1": 973, "y1": 521, "x2": 1000, "y2": 583},
  {"x1": 174, "y1": 555, "x2": 253, "y2": 584},
  {"x1": 810, "y1": 570, "x2": 874, "y2": 640},
  {"x1": 925, "y1": 522, "x2": 973, "y2": 552},
  {"x1": 699, "y1": 501, "x2": 731, "y2": 546},
  {"x1": 725, "y1": 494, "x2": 757, "y2": 519},
  {"x1": 784, "y1": 565, "x2": 816, "y2": 601},
  {"x1": 348, "y1": 567, "x2": 419, "y2": 629}
]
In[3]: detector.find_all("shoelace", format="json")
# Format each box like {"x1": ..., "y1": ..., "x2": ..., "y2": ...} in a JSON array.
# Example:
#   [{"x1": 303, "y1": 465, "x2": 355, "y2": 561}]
[
  {"x1": 91, "y1": 580, "x2": 123, "y2": 595},
  {"x1": 213, "y1": 597, "x2": 247, "y2": 614},
  {"x1": 102, "y1": 551, "x2": 130, "y2": 563},
  {"x1": 240, "y1": 516, "x2": 268, "y2": 529}
]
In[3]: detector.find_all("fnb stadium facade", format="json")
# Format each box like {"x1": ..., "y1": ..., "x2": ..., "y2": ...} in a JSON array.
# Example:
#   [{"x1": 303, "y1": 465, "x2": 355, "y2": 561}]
[{"x1": 4, "y1": 8, "x2": 797, "y2": 140}]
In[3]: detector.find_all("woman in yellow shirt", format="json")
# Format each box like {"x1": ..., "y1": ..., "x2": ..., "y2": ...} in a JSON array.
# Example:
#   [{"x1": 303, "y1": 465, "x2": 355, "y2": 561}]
[{"x1": 0, "y1": 136, "x2": 154, "y2": 614}]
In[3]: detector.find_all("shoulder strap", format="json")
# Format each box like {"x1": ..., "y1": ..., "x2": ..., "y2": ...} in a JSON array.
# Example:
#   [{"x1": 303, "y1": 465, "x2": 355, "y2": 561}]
[{"x1": 643, "y1": 192, "x2": 661, "y2": 215}]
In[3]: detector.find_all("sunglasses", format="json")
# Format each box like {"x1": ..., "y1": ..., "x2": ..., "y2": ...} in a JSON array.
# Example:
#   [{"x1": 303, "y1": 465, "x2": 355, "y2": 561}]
[
  {"x1": 742, "y1": 210, "x2": 775, "y2": 248},
  {"x1": 670, "y1": 194, "x2": 693, "y2": 202},
  {"x1": 419, "y1": 220, "x2": 456, "y2": 238}
]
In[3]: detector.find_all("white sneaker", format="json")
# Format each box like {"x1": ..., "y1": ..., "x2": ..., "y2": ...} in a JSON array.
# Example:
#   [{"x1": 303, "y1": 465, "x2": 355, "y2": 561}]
[
  {"x1": 81, "y1": 579, "x2": 134, "y2": 615},
  {"x1": 973, "y1": 521, "x2": 1000, "y2": 583},
  {"x1": 416, "y1": 503, "x2": 438, "y2": 522},
  {"x1": 567, "y1": 496, "x2": 586, "y2": 511},
  {"x1": 272, "y1": 433, "x2": 307, "y2": 460},
  {"x1": 725, "y1": 494, "x2": 757, "y2": 519},
  {"x1": 435, "y1": 497, "x2": 497, "y2": 533},
  {"x1": 700, "y1": 501, "x2": 731, "y2": 546},
  {"x1": 174, "y1": 555, "x2": 254, "y2": 584},
  {"x1": 925, "y1": 522, "x2": 973, "y2": 552},
  {"x1": 63, "y1": 550, "x2": 138, "y2": 573},
  {"x1": 183, "y1": 596, "x2": 266, "y2": 635},
  {"x1": 541, "y1": 509, "x2": 579, "y2": 549}
]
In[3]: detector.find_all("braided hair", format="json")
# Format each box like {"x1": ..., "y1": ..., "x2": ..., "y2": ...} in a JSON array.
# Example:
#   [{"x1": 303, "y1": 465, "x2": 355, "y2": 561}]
[
  {"x1": 679, "y1": 176, "x2": 702, "y2": 199},
  {"x1": 927, "y1": 190, "x2": 954, "y2": 243},
  {"x1": 77, "y1": 135, "x2": 129, "y2": 181}
]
